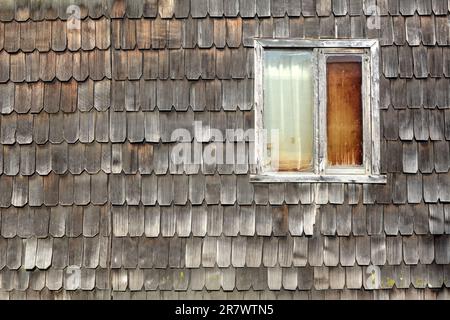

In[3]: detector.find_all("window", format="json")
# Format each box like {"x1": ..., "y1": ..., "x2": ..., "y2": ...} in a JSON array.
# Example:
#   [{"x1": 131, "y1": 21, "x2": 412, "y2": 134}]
[{"x1": 252, "y1": 39, "x2": 386, "y2": 184}]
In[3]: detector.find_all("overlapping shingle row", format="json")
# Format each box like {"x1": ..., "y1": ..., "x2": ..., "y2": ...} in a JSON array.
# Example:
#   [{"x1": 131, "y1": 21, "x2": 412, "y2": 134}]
[
  {"x1": 1, "y1": 209, "x2": 450, "y2": 293},
  {"x1": 0, "y1": 80, "x2": 255, "y2": 112},
  {"x1": 1, "y1": 203, "x2": 449, "y2": 236},
  {"x1": 0, "y1": 172, "x2": 450, "y2": 207},
  {"x1": 0, "y1": 0, "x2": 449, "y2": 22},
  {"x1": 1, "y1": 287, "x2": 449, "y2": 300},
  {"x1": 0, "y1": 18, "x2": 110, "y2": 52}
]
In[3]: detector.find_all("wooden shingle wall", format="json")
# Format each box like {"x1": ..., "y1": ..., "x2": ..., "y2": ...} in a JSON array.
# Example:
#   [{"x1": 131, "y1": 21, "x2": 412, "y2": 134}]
[{"x1": 0, "y1": 0, "x2": 449, "y2": 300}]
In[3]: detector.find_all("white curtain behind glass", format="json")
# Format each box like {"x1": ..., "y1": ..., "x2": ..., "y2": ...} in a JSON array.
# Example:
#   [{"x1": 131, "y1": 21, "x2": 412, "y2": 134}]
[{"x1": 263, "y1": 50, "x2": 314, "y2": 172}]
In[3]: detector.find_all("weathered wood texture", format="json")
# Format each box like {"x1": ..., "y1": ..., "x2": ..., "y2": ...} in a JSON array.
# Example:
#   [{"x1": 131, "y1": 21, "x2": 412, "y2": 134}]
[{"x1": 0, "y1": 0, "x2": 448, "y2": 300}]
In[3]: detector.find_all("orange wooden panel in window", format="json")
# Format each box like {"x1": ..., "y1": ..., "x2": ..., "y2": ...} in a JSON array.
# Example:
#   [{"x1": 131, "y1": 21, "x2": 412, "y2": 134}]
[{"x1": 326, "y1": 57, "x2": 363, "y2": 166}]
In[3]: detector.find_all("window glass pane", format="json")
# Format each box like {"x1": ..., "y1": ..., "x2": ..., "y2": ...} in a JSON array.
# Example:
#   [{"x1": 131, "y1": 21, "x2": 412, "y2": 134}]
[
  {"x1": 326, "y1": 56, "x2": 363, "y2": 167},
  {"x1": 263, "y1": 50, "x2": 314, "y2": 172}
]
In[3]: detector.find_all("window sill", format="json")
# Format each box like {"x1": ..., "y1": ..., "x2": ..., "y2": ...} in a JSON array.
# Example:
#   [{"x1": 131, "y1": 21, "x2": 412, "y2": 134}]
[{"x1": 249, "y1": 173, "x2": 387, "y2": 184}]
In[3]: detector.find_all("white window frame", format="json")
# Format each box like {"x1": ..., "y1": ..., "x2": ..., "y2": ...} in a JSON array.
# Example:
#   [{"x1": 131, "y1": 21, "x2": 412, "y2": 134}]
[{"x1": 251, "y1": 39, "x2": 386, "y2": 184}]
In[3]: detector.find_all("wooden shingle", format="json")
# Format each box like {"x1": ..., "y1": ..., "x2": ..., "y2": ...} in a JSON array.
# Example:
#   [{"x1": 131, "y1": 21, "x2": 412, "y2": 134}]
[
  {"x1": 405, "y1": 15, "x2": 421, "y2": 46},
  {"x1": 399, "y1": 0, "x2": 416, "y2": 15},
  {"x1": 126, "y1": 0, "x2": 144, "y2": 18},
  {"x1": 418, "y1": 234, "x2": 435, "y2": 264},
  {"x1": 382, "y1": 46, "x2": 399, "y2": 78},
  {"x1": 10, "y1": 52, "x2": 25, "y2": 83},
  {"x1": 160, "y1": 206, "x2": 176, "y2": 237},
  {"x1": 73, "y1": 51, "x2": 89, "y2": 81},
  {"x1": 4, "y1": 21, "x2": 19, "y2": 52},
  {"x1": 339, "y1": 236, "x2": 355, "y2": 267}
]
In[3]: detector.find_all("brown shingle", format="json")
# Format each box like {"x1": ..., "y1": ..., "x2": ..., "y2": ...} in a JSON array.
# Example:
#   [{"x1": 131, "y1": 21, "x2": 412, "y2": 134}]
[
  {"x1": 226, "y1": 18, "x2": 242, "y2": 48},
  {"x1": 136, "y1": 19, "x2": 151, "y2": 49},
  {"x1": 10, "y1": 52, "x2": 26, "y2": 82}
]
